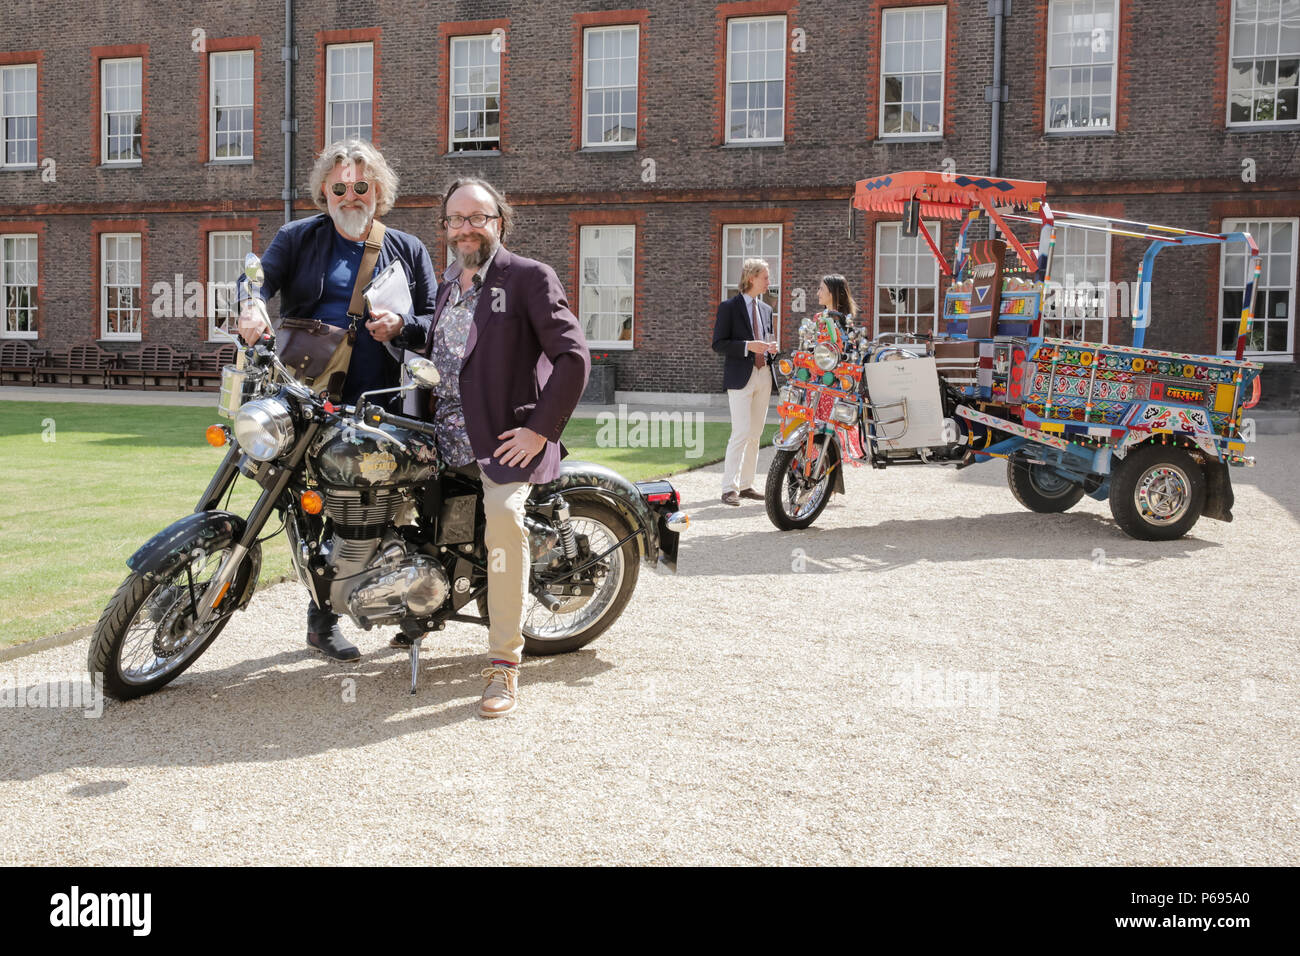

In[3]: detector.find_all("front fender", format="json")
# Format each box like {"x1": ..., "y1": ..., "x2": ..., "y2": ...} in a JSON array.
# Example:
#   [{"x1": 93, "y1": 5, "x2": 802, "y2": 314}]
[
  {"x1": 774, "y1": 422, "x2": 808, "y2": 450},
  {"x1": 530, "y1": 461, "x2": 660, "y2": 566},
  {"x1": 127, "y1": 511, "x2": 262, "y2": 610}
]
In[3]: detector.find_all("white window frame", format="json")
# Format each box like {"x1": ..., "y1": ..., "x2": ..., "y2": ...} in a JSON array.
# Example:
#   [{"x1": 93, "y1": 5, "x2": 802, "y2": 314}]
[
  {"x1": 721, "y1": 224, "x2": 783, "y2": 339},
  {"x1": 101, "y1": 57, "x2": 143, "y2": 165},
  {"x1": 578, "y1": 225, "x2": 636, "y2": 349},
  {"x1": 207, "y1": 230, "x2": 252, "y2": 341},
  {"x1": 325, "y1": 42, "x2": 374, "y2": 143},
  {"x1": 724, "y1": 15, "x2": 787, "y2": 145},
  {"x1": 879, "y1": 6, "x2": 946, "y2": 138},
  {"x1": 1044, "y1": 0, "x2": 1119, "y2": 133},
  {"x1": 449, "y1": 34, "x2": 502, "y2": 152},
  {"x1": 875, "y1": 221, "x2": 940, "y2": 337},
  {"x1": 210, "y1": 50, "x2": 254, "y2": 161},
  {"x1": 1042, "y1": 226, "x2": 1112, "y2": 342},
  {"x1": 100, "y1": 232, "x2": 142, "y2": 341},
  {"x1": 1, "y1": 234, "x2": 38, "y2": 339},
  {"x1": 1219, "y1": 217, "x2": 1297, "y2": 360},
  {"x1": 1, "y1": 64, "x2": 38, "y2": 169},
  {"x1": 582, "y1": 25, "x2": 639, "y2": 148},
  {"x1": 1226, "y1": 0, "x2": 1300, "y2": 128}
]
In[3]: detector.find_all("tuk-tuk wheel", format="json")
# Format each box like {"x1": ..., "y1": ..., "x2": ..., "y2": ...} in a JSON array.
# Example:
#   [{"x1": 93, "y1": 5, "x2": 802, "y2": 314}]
[
  {"x1": 1109, "y1": 444, "x2": 1206, "y2": 541},
  {"x1": 1007, "y1": 459, "x2": 1086, "y2": 513}
]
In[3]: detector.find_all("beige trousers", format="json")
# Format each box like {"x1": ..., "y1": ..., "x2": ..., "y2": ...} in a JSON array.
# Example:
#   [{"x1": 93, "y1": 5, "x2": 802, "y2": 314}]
[
  {"x1": 477, "y1": 467, "x2": 531, "y2": 665},
  {"x1": 721, "y1": 364, "x2": 773, "y2": 494}
]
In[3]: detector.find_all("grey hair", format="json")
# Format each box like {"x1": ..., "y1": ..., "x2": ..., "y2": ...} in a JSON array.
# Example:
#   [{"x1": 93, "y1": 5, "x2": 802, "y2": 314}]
[
  {"x1": 308, "y1": 140, "x2": 398, "y2": 216},
  {"x1": 738, "y1": 257, "x2": 771, "y2": 294}
]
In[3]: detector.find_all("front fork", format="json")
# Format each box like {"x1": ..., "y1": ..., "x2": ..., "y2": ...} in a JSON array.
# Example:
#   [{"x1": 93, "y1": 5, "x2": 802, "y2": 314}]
[{"x1": 190, "y1": 421, "x2": 321, "y2": 629}]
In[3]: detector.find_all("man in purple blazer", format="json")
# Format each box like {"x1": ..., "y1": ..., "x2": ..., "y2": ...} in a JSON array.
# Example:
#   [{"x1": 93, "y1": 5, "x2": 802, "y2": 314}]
[{"x1": 402, "y1": 177, "x2": 590, "y2": 718}]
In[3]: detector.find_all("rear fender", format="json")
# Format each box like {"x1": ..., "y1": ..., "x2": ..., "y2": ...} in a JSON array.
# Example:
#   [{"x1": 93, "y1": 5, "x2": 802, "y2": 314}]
[{"x1": 530, "y1": 461, "x2": 658, "y2": 566}]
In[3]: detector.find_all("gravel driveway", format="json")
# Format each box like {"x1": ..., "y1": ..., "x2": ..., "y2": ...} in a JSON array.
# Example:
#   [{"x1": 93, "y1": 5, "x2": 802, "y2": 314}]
[{"x1": 2, "y1": 434, "x2": 1297, "y2": 865}]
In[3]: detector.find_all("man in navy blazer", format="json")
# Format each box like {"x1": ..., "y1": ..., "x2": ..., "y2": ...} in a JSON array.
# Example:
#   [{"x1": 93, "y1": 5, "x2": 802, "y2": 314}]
[
  {"x1": 403, "y1": 178, "x2": 590, "y2": 718},
  {"x1": 712, "y1": 259, "x2": 778, "y2": 505}
]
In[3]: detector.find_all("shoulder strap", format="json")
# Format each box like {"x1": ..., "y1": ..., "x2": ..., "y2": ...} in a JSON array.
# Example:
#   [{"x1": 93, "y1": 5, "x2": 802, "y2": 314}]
[{"x1": 347, "y1": 220, "x2": 387, "y2": 321}]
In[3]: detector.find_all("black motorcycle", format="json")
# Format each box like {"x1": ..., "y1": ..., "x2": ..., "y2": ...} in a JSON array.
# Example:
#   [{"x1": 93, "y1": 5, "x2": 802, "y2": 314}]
[{"x1": 88, "y1": 318, "x2": 687, "y2": 701}]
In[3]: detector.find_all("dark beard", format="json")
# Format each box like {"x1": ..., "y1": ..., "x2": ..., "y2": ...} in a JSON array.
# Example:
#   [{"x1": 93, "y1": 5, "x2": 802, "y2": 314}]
[{"x1": 456, "y1": 234, "x2": 498, "y2": 270}]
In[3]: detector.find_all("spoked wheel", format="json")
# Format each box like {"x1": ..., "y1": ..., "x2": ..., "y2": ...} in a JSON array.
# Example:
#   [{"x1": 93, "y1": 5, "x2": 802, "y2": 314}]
[
  {"x1": 88, "y1": 538, "x2": 257, "y2": 701},
  {"x1": 1109, "y1": 445, "x2": 1206, "y2": 541},
  {"x1": 765, "y1": 440, "x2": 836, "y2": 530},
  {"x1": 1007, "y1": 458, "x2": 1086, "y2": 513},
  {"x1": 478, "y1": 499, "x2": 640, "y2": 656}
]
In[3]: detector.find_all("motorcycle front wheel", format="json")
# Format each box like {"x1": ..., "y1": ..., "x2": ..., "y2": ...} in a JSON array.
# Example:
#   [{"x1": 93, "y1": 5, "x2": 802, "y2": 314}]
[
  {"x1": 765, "y1": 442, "x2": 835, "y2": 530},
  {"x1": 480, "y1": 498, "x2": 640, "y2": 656},
  {"x1": 88, "y1": 536, "x2": 258, "y2": 701}
]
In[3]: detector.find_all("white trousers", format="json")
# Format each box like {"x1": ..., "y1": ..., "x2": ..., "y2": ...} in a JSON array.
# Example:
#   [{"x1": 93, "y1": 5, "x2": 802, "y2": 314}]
[{"x1": 721, "y1": 365, "x2": 773, "y2": 495}]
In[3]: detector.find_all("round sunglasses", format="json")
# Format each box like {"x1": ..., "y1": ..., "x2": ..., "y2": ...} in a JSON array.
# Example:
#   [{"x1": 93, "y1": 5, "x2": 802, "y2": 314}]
[{"x1": 330, "y1": 180, "x2": 371, "y2": 197}]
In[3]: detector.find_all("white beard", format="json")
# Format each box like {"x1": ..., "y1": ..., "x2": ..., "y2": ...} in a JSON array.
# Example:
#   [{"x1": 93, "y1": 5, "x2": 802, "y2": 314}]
[{"x1": 331, "y1": 205, "x2": 372, "y2": 239}]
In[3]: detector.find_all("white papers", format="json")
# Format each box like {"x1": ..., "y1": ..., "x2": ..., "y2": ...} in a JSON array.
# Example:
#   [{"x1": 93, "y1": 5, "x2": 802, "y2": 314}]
[
  {"x1": 863, "y1": 357, "x2": 945, "y2": 450},
  {"x1": 363, "y1": 259, "x2": 412, "y2": 317}
]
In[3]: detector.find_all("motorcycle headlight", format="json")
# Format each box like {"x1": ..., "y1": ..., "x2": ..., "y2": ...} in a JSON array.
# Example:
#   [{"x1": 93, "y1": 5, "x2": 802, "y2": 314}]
[
  {"x1": 779, "y1": 386, "x2": 793, "y2": 404},
  {"x1": 233, "y1": 397, "x2": 295, "y2": 461},
  {"x1": 830, "y1": 400, "x2": 859, "y2": 426},
  {"x1": 813, "y1": 342, "x2": 840, "y2": 371}
]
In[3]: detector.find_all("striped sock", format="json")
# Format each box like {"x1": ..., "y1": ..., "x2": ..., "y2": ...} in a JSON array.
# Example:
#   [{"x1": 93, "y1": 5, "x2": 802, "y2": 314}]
[{"x1": 491, "y1": 659, "x2": 518, "y2": 669}]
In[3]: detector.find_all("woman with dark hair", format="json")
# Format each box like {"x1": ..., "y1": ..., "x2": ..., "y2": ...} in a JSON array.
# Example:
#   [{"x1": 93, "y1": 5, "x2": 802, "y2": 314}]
[{"x1": 816, "y1": 274, "x2": 858, "y2": 330}]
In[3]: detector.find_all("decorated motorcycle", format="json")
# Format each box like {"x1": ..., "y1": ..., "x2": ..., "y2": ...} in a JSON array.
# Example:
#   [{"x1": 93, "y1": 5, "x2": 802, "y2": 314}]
[
  {"x1": 89, "y1": 257, "x2": 687, "y2": 701},
  {"x1": 766, "y1": 170, "x2": 1263, "y2": 542}
]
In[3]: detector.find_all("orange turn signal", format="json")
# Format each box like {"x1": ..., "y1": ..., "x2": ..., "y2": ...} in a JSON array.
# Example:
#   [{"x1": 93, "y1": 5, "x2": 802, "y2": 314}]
[
  {"x1": 205, "y1": 425, "x2": 228, "y2": 447},
  {"x1": 300, "y1": 490, "x2": 324, "y2": 515}
]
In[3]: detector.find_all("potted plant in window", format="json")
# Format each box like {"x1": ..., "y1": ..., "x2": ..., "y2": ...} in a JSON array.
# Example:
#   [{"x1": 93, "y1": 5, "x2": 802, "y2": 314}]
[{"x1": 581, "y1": 352, "x2": 617, "y2": 405}]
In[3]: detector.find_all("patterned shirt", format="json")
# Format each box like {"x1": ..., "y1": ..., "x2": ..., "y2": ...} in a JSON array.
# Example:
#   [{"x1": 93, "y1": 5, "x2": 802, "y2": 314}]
[{"x1": 428, "y1": 267, "x2": 489, "y2": 467}]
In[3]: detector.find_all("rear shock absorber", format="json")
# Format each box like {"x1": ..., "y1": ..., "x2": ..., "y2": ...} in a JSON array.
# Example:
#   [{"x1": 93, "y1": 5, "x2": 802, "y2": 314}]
[{"x1": 553, "y1": 494, "x2": 579, "y2": 559}]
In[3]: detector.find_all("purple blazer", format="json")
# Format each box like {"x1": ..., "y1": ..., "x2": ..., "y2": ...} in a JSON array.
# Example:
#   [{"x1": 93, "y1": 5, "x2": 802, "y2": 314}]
[{"x1": 422, "y1": 246, "x2": 590, "y2": 485}]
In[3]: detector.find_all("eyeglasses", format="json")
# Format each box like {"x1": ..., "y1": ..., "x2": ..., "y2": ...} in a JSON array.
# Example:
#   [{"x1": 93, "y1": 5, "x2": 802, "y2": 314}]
[
  {"x1": 442, "y1": 214, "x2": 500, "y2": 229},
  {"x1": 330, "y1": 180, "x2": 371, "y2": 197}
]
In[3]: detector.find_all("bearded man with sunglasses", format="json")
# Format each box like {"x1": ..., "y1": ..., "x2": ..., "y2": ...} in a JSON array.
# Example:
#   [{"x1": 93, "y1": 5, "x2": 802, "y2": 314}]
[
  {"x1": 394, "y1": 178, "x2": 589, "y2": 718},
  {"x1": 236, "y1": 139, "x2": 439, "y2": 662}
]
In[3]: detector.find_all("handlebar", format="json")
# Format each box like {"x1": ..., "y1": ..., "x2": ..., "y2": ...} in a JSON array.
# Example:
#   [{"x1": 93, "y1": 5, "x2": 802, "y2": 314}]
[{"x1": 359, "y1": 403, "x2": 441, "y2": 438}]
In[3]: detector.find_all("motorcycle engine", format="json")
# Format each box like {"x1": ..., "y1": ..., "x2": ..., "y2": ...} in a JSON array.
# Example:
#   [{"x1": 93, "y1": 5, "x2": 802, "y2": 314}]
[{"x1": 331, "y1": 533, "x2": 450, "y2": 627}]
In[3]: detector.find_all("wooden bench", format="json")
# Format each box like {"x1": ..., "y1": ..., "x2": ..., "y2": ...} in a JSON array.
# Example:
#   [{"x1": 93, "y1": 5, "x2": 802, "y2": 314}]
[
  {"x1": 0, "y1": 340, "x2": 47, "y2": 387},
  {"x1": 115, "y1": 344, "x2": 190, "y2": 390},
  {"x1": 187, "y1": 344, "x2": 237, "y2": 391},
  {"x1": 40, "y1": 343, "x2": 118, "y2": 388}
]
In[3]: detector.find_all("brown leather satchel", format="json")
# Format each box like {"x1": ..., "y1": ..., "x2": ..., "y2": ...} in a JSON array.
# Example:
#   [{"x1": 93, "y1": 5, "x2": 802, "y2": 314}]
[{"x1": 274, "y1": 221, "x2": 387, "y2": 399}]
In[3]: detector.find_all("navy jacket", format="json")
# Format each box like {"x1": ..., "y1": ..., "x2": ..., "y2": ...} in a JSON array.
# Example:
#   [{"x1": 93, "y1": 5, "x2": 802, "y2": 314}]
[
  {"x1": 239, "y1": 214, "x2": 439, "y2": 400},
  {"x1": 712, "y1": 292, "x2": 776, "y2": 391}
]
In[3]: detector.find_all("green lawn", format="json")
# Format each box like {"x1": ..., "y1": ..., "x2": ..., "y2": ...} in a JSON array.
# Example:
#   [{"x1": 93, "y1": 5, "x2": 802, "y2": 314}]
[{"x1": 0, "y1": 401, "x2": 772, "y2": 647}]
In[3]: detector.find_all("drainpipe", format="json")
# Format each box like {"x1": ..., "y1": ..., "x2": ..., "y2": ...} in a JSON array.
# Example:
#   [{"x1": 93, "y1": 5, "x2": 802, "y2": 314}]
[
  {"x1": 987, "y1": 0, "x2": 1010, "y2": 177},
  {"x1": 281, "y1": 0, "x2": 297, "y2": 224}
]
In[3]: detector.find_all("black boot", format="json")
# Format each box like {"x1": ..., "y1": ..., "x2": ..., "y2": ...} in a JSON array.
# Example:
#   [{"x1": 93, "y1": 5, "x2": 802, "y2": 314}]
[{"x1": 306, "y1": 603, "x2": 360, "y2": 661}]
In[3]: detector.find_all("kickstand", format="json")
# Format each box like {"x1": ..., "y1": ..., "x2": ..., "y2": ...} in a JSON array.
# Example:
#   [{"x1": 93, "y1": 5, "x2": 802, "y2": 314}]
[{"x1": 408, "y1": 636, "x2": 423, "y2": 695}]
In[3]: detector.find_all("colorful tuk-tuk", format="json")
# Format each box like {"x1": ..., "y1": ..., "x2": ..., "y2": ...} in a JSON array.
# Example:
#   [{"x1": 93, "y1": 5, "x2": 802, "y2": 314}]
[{"x1": 766, "y1": 170, "x2": 1264, "y2": 541}]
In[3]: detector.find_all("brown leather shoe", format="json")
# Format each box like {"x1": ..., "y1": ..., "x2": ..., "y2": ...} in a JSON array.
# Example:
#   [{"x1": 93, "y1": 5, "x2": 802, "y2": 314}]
[
  {"x1": 720, "y1": 491, "x2": 741, "y2": 506},
  {"x1": 738, "y1": 487, "x2": 764, "y2": 501},
  {"x1": 479, "y1": 663, "x2": 518, "y2": 718}
]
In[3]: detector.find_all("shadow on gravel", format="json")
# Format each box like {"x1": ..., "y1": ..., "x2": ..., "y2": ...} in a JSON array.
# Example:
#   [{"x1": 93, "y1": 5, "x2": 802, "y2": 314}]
[
  {"x1": 0, "y1": 647, "x2": 614, "y2": 784},
  {"x1": 677, "y1": 510, "x2": 1218, "y2": 575}
]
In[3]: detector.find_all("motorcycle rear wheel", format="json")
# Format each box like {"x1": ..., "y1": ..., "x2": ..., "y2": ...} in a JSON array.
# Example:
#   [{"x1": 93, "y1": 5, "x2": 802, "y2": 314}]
[
  {"x1": 477, "y1": 498, "x2": 640, "y2": 656},
  {"x1": 765, "y1": 443, "x2": 835, "y2": 530},
  {"x1": 88, "y1": 538, "x2": 256, "y2": 701}
]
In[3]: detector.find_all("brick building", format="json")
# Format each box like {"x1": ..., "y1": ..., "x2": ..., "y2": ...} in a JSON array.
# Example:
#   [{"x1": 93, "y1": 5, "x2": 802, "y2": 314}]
[{"x1": 2, "y1": 0, "x2": 1297, "y2": 405}]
